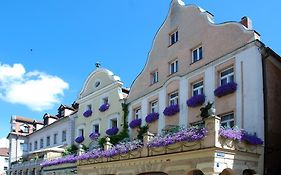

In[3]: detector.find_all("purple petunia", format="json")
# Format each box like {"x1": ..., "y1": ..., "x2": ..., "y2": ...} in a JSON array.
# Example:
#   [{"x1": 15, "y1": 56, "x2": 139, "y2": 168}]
[
  {"x1": 106, "y1": 127, "x2": 119, "y2": 136},
  {"x1": 214, "y1": 82, "x2": 237, "y2": 97},
  {"x1": 163, "y1": 104, "x2": 179, "y2": 116},
  {"x1": 99, "y1": 103, "x2": 110, "y2": 112},
  {"x1": 147, "y1": 127, "x2": 208, "y2": 148},
  {"x1": 41, "y1": 155, "x2": 77, "y2": 167},
  {"x1": 242, "y1": 132, "x2": 263, "y2": 145},
  {"x1": 89, "y1": 132, "x2": 100, "y2": 140},
  {"x1": 75, "y1": 135, "x2": 84, "y2": 143},
  {"x1": 145, "y1": 112, "x2": 159, "y2": 123},
  {"x1": 186, "y1": 94, "x2": 205, "y2": 107},
  {"x1": 129, "y1": 118, "x2": 142, "y2": 129},
  {"x1": 83, "y1": 109, "x2": 92, "y2": 117}
]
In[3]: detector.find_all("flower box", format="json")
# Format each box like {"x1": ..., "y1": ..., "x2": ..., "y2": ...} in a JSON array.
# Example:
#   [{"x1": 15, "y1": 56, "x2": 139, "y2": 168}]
[
  {"x1": 145, "y1": 112, "x2": 159, "y2": 123},
  {"x1": 99, "y1": 103, "x2": 110, "y2": 112},
  {"x1": 163, "y1": 104, "x2": 179, "y2": 116},
  {"x1": 75, "y1": 135, "x2": 84, "y2": 143},
  {"x1": 186, "y1": 94, "x2": 205, "y2": 107},
  {"x1": 106, "y1": 127, "x2": 119, "y2": 136},
  {"x1": 89, "y1": 132, "x2": 100, "y2": 140},
  {"x1": 214, "y1": 82, "x2": 237, "y2": 97},
  {"x1": 83, "y1": 109, "x2": 92, "y2": 117},
  {"x1": 129, "y1": 118, "x2": 142, "y2": 129}
]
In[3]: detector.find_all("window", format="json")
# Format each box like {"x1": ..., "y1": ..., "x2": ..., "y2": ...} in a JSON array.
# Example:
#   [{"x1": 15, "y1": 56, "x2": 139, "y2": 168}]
[
  {"x1": 102, "y1": 97, "x2": 109, "y2": 104},
  {"x1": 94, "y1": 81, "x2": 101, "y2": 88},
  {"x1": 110, "y1": 118, "x2": 118, "y2": 128},
  {"x1": 29, "y1": 143, "x2": 32, "y2": 151},
  {"x1": 192, "y1": 81, "x2": 204, "y2": 96},
  {"x1": 78, "y1": 129, "x2": 84, "y2": 137},
  {"x1": 192, "y1": 46, "x2": 203, "y2": 63},
  {"x1": 150, "y1": 100, "x2": 158, "y2": 113},
  {"x1": 39, "y1": 138, "x2": 43, "y2": 149},
  {"x1": 170, "y1": 30, "x2": 178, "y2": 45},
  {"x1": 150, "y1": 71, "x2": 159, "y2": 84},
  {"x1": 220, "y1": 67, "x2": 234, "y2": 85},
  {"x1": 54, "y1": 133, "x2": 58, "y2": 145},
  {"x1": 34, "y1": 141, "x2": 38, "y2": 150},
  {"x1": 134, "y1": 108, "x2": 141, "y2": 119},
  {"x1": 62, "y1": 130, "x2": 67, "y2": 142},
  {"x1": 46, "y1": 136, "x2": 50, "y2": 146},
  {"x1": 169, "y1": 60, "x2": 178, "y2": 74},
  {"x1": 4, "y1": 167, "x2": 7, "y2": 171},
  {"x1": 86, "y1": 104, "x2": 92, "y2": 111},
  {"x1": 93, "y1": 124, "x2": 99, "y2": 133},
  {"x1": 20, "y1": 124, "x2": 29, "y2": 133},
  {"x1": 169, "y1": 91, "x2": 179, "y2": 105},
  {"x1": 5, "y1": 158, "x2": 8, "y2": 163},
  {"x1": 221, "y1": 113, "x2": 234, "y2": 128}
]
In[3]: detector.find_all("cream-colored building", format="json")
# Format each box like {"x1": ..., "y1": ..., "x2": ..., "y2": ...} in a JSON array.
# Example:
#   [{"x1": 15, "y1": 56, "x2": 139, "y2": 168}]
[{"x1": 74, "y1": 66, "x2": 129, "y2": 148}]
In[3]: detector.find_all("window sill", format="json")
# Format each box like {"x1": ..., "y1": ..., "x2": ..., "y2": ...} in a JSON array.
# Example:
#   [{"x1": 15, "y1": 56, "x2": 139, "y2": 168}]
[{"x1": 190, "y1": 58, "x2": 203, "y2": 65}]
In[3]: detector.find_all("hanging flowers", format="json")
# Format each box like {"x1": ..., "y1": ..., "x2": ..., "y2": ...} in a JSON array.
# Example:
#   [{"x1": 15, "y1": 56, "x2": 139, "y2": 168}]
[
  {"x1": 145, "y1": 112, "x2": 159, "y2": 123},
  {"x1": 83, "y1": 109, "x2": 92, "y2": 118},
  {"x1": 163, "y1": 104, "x2": 179, "y2": 116},
  {"x1": 106, "y1": 127, "x2": 119, "y2": 136},
  {"x1": 99, "y1": 103, "x2": 110, "y2": 112},
  {"x1": 214, "y1": 82, "x2": 237, "y2": 97},
  {"x1": 129, "y1": 118, "x2": 142, "y2": 129},
  {"x1": 186, "y1": 94, "x2": 205, "y2": 107},
  {"x1": 75, "y1": 135, "x2": 84, "y2": 144}
]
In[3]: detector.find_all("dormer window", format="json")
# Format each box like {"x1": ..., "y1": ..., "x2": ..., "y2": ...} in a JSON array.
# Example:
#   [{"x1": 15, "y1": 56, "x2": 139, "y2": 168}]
[
  {"x1": 170, "y1": 30, "x2": 178, "y2": 46},
  {"x1": 20, "y1": 124, "x2": 29, "y2": 133}
]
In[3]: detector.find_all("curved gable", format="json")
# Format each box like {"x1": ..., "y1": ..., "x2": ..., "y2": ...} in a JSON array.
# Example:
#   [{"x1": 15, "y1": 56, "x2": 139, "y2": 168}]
[{"x1": 127, "y1": 1, "x2": 259, "y2": 103}]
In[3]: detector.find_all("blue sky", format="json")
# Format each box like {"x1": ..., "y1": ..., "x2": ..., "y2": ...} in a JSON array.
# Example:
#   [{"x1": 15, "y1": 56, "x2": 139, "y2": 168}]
[{"x1": 0, "y1": 0, "x2": 280, "y2": 141}]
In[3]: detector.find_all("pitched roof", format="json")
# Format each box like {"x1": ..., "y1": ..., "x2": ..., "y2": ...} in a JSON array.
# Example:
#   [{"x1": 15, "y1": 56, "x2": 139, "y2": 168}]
[
  {"x1": 15, "y1": 116, "x2": 34, "y2": 123},
  {"x1": 0, "y1": 148, "x2": 8, "y2": 156}
]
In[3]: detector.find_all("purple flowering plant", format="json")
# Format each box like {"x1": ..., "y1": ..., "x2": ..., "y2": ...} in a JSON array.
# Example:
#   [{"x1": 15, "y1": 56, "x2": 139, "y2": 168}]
[
  {"x1": 83, "y1": 109, "x2": 92, "y2": 117},
  {"x1": 214, "y1": 82, "x2": 237, "y2": 97},
  {"x1": 106, "y1": 127, "x2": 119, "y2": 136},
  {"x1": 163, "y1": 104, "x2": 179, "y2": 116},
  {"x1": 145, "y1": 112, "x2": 159, "y2": 123},
  {"x1": 41, "y1": 155, "x2": 77, "y2": 167},
  {"x1": 99, "y1": 103, "x2": 110, "y2": 112},
  {"x1": 89, "y1": 132, "x2": 100, "y2": 140},
  {"x1": 186, "y1": 94, "x2": 205, "y2": 107},
  {"x1": 129, "y1": 118, "x2": 142, "y2": 129},
  {"x1": 147, "y1": 126, "x2": 208, "y2": 148},
  {"x1": 75, "y1": 135, "x2": 84, "y2": 143},
  {"x1": 219, "y1": 127, "x2": 263, "y2": 145}
]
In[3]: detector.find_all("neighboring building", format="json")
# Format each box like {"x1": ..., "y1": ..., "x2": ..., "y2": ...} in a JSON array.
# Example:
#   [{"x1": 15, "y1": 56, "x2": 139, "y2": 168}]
[
  {"x1": 0, "y1": 148, "x2": 9, "y2": 175},
  {"x1": 7, "y1": 104, "x2": 77, "y2": 175},
  {"x1": 74, "y1": 66, "x2": 129, "y2": 148}
]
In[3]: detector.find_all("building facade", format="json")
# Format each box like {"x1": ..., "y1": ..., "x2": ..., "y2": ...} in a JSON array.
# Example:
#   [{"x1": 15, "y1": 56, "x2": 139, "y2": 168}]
[{"x1": 0, "y1": 148, "x2": 9, "y2": 175}]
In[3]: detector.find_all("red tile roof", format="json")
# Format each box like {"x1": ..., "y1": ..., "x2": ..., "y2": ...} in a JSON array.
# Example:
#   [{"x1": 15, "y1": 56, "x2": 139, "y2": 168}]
[{"x1": 15, "y1": 116, "x2": 34, "y2": 123}]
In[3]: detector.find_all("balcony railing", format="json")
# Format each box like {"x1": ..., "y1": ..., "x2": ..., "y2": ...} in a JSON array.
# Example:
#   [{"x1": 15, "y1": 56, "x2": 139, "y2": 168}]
[{"x1": 11, "y1": 158, "x2": 43, "y2": 169}]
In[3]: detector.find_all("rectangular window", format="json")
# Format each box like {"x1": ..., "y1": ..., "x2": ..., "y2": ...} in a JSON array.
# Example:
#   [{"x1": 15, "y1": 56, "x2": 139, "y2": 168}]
[
  {"x1": 150, "y1": 70, "x2": 159, "y2": 84},
  {"x1": 78, "y1": 129, "x2": 84, "y2": 137},
  {"x1": 86, "y1": 104, "x2": 92, "y2": 111},
  {"x1": 170, "y1": 30, "x2": 178, "y2": 45},
  {"x1": 93, "y1": 124, "x2": 99, "y2": 133},
  {"x1": 192, "y1": 46, "x2": 203, "y2": 63},
  {"x1": 103, "y1": 97, "x2": 109, "y2": 104},
  {"x1": 54, "y1": 133, "x2": 58, "y2": 145},
  {"x1": 110, "y1": 118, "x2": 118, "y2": 128},
  {"x1": 20, "y1": 143, "x2": 28, "y2": 152},
  {"x1": 4, "y1": 167, "x2": 7, "y2": 171},
  {"x1": 192, "y1": 81, "x2": 204, "y2": 96},
  {"x1": 221, "y1": 113, "x2": 234, "y2": 128},
  {"x1": 169, "y1": 91, "x2": 179, "y2": 105},
  {"x1": 134, "y1": 108, "x2": 141, "y2": 119},
  {"x1": 169, "y1": 60, "x2": 178, "y2": 74},
  {"x1": 220, "y1": 67, "x2": 234, "y2": 85},
  {"x1": 29, "y1": 143, "x2": 32, "y2": 151},
  {"x1": 150, "y1": 100, "x2": 158, "y2": 113},
  {"x1": 40, "y1": 138, "x2": 44, "y2": 149},
  {"x1": 62, "y1": 130, "x2": 67, "y2": 142},
  {"x1": 34, "y1": 141, "x2": 38, "y2": 150},
  {"x1": 46, "y1": 136, "x2": 50, "y2": 146}
]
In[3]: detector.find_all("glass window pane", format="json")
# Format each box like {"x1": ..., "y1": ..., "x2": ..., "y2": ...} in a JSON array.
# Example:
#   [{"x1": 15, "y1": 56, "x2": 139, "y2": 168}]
[{"x1": 199, "y1": 47, "x2": 203, "y2": 59}]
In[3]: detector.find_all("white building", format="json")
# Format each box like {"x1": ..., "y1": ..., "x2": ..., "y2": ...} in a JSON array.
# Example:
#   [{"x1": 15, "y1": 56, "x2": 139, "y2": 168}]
[{"x1": 0, "y1": 148, "x2": 9, "y2": 175}]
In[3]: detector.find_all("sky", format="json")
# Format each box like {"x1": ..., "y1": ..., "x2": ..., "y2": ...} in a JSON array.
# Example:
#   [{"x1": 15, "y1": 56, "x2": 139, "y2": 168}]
[{"x1": 0, "y1": 0, "x2": 280, "y2": 143}]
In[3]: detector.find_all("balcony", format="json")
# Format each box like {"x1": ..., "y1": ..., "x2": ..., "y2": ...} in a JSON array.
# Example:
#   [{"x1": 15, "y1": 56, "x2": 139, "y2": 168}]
[{"x1": 11, "y1": 158, "x2": 43, "y2": 169}]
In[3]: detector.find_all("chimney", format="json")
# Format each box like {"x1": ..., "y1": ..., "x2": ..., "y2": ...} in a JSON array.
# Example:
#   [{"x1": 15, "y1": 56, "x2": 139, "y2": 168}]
[{"x1": 240, "y1": 16, "x2": 252, "y2": 30}]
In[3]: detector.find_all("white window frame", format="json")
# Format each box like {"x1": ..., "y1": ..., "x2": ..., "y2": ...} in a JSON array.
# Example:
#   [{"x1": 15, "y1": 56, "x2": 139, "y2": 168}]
[
  {"x1": 102, "y1": 97, "x2": 109, "y2": 104},
  {"x1": 192, "y1": 46, "x2": 203, "y2": 63},
  {"x1": 62, "y1": 130, "x2": 67, "y2": 142},
  {"x1": 76, "y1": 125, "x2": 85, "y2": 137},
  {"x1": 169, "y1": 60, "x2": 178, "y2": 74},
  {"x1": 169, "y1": 91, "x2": 179, "y2": 105},
  {"x1": 192, "y1": 81, "x2": 204, "y2": 96},
  {"x1": 169, "y1": 30, "x2": 178, "y2": 45},
  {"x1": 220, "y1": 67, "x2": 234, "y2": 85},
  {"x1": 46, "y1": 136, "x2": 50, "y2": 146},
  {"x1": 86, "y1": 104, "x2": 92, "y2": 111},
  {"x1": 20, "y1": 143, "x2": 28, "y2": 153},
  {"x1": 221, "y1": 113, "x2": 235, "y2": 128},
  {"x1": 151, "y1": 70, "x2": 159, "y2": 84},
  {"x1": 93, "y1": 124, "x2": 100, "y2": 133},
  {"x1": 134, "y1": 108, "x2": 141, "y2": 120},
  {"x1": 150, "y1": 100, "x2": 158, "y2": 113}
]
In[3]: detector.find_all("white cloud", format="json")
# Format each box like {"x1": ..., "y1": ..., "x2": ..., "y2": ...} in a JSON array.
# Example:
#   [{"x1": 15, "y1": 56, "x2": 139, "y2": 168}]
[
  {"x1": 0, "y1": 137, "x2": 9, "y2": 148},
  {"x1": 0, "y1": 63, "x2": 69, "y2": 111}
]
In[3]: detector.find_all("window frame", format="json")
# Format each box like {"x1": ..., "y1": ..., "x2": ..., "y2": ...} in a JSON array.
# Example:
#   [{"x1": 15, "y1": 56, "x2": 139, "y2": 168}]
[
  {"x1": 40, "y1": 138, "x2": 44, "y2": 149},
  {"x1": 53, "y1": 133, "x2": 58, "y2": 145},
  {"x1": 169, "y1": 30, "x2": 179, "y2": 46},
  {"x1": 220, "y1": 67, "x2": 234, "y2": 85},
  {"x1": 29, "y1": 143, "x2": 32, "y2": 151},
  {"x1": 93, "y1": 124, "x2": 100, "y2": 133},
  {"x1": 192, "y1": 81, "x2": 204, "y2": 96},
  {"x1": 78, "y1": 129, "x2": 84, "y2": 137},
  {"x1": 110, "y1": 118, "x2": 118, "y2": 128},
  {"x1": 46, "y1": 136, "x2": 50, "y2": 146},
  {"x1": 169, "y1": 91, "x2": 179, "y2": 105},
  {"x1": 62, "y1": 130, "x2": 67, "y2": 142},
  {"x1": 220, "y1": 113, "x2": 235, "y2": 128},
  {"x1": 192, "y1": 46, "x2": 203, "y2": 63},
  {"x1": 134, "y1": 108, "x2": 141, "y2": 120},
  {"x1": 169, "y1": 60, "x2": 179, "y2": 74},
  {"x1": 150, "y1": 100, "x2": 158, "y2": 113},
  {"x1": 150, "y1": 70, "x2": 159, "y2": 85},
  {"x1": 34, "y1": 141, "x2": 38, "y2": 150}
]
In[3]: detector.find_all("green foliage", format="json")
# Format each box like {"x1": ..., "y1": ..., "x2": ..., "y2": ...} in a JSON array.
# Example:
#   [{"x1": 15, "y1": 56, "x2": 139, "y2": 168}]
[
  {"x1": 137, "y1": 125, "x2": 149, "y2": 140},
  {"x1": 62, "y1": 144, "x2": 78, "y2": 156}
]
